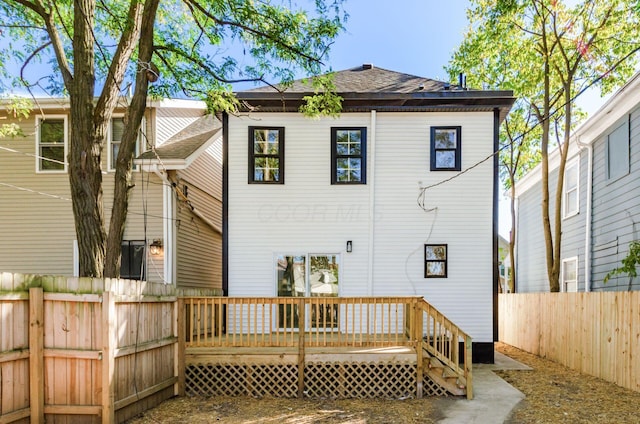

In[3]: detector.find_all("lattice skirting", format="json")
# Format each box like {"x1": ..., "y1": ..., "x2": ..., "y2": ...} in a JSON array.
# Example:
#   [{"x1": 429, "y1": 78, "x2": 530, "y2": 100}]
[
  {"x1": 185, "y1": 362, "x2": 450, "y2": 398},
  {"x1": 186, "y1": 364, "x2": 299, "y2": 397},
  {"x1": 304, "y1": 362, "x2": 416, "y2": 399}
]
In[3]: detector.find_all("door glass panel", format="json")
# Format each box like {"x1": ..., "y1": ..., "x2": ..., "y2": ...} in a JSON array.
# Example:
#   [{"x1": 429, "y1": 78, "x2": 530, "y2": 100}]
[
  {"x1": 309, "y1": 255, "x2": 339, "y2": 328},
  {"x1": 276, "y1": 255, "x2": 305, "y2": 328}
]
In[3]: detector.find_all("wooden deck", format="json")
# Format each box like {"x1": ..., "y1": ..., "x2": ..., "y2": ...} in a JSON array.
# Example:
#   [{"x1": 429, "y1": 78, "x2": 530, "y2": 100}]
[{"x1": 179, "y1": 296, "x2": 473, "y2": 399}]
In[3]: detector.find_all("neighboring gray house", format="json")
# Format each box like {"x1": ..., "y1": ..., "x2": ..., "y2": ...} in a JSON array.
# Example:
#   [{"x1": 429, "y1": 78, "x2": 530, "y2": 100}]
[{"x1": 514, "y1": 72, "x2": 640, "y2": 292}]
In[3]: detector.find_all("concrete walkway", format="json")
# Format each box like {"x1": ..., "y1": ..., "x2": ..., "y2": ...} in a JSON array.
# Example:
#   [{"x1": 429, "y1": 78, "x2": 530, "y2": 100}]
[{"x1": 433, "y1": 352, "x2": 531, "y2": 423}]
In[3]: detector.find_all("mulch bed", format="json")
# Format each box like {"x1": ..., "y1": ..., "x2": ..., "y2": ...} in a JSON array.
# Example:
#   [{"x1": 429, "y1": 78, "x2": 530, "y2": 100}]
[
  {"x1": 126, "y1": 343, "x2": 640, "y2": 423},
  {"x1": 496, "y1": 342, "x2": 640, "y2": 423}
]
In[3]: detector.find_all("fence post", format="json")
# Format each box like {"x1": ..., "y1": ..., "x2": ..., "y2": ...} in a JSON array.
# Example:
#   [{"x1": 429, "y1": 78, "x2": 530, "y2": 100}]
[
  {"x1": 297, "y1": 298, "x2": 306, "y2": 398},
  {"x1": 176, "y1": 297, "x2": 186, "y2": 396},
  {"x1": 29, "y1": 287, "x2": 44, "y2": 423},
  {"x1": 465, "y1": 335, "x2": 473, "y2": 400},
  {"x1": 102, "y1": 291, "x2": 116, "y2": 424}
]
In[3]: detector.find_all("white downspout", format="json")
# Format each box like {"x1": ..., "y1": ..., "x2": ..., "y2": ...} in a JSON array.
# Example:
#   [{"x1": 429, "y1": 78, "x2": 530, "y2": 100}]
[
  {"x1": 151, "y1": 165, "x2": 176, "y2": 284},
  {"x1": 576, "y1": 137, "x2": 593, "y2": 292},
  {"x1": 367, "y1": 110, "x2": 377, "y2": 296}
]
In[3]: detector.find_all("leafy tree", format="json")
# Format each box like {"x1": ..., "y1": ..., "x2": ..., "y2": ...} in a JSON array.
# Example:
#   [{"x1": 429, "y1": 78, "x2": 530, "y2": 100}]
[
  {"x1": 604, "y1": 241, "x2": 640, "y2": 291},
  {"x1": 0, "y1": 0, "x2": 345, "y2": 278},
  {"x1": 449, "y1": 0, "x2": 640, "y2": 292}
]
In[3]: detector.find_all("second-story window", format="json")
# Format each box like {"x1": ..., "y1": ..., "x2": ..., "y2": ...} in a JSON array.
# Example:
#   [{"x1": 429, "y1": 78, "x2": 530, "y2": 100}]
[
  {"x1": 36, "y1": 116, "x2": 67, "y2": 172},
  {"x1": 331, "y1": 127, "x2": 367, "y2": 184},
  {"x1": 109, "y1": 117, "x2": 141, "y2": 171},
  {"x1": 430, "y1": 126, "x2": 461, "y2": 171},
  {"x1": 249, "y1": 127, "x2": 284, "y2": 184},
  {"x1": 563, "y1": 159, "x2": 579, "y2": 218}
]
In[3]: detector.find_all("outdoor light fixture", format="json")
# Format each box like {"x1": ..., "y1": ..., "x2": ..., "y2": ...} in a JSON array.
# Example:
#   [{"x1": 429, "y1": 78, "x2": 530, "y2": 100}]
[
  {"x1": 149, "y1": 239, "x2": 163, "y2": 256},
  {"x1": 346, "y1": 240, "x2": 352, "y2": 253}
]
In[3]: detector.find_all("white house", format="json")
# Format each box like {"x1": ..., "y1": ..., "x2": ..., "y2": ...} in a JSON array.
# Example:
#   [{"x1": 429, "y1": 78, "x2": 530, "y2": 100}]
[{"x1": 223, "y1": 65, "x2": 514, "y2": 362}]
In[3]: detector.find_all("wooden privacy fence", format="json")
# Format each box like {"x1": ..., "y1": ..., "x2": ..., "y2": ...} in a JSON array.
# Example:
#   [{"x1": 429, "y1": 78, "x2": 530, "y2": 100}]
[
  {"x1": 182, "y1": 296, "x2": 472, "y2": 399},
  {"x1": 499, "y1": 292, "x2": 640, "y2": 393},
  {"x1": 0, "y1": 273, "x2": 204, "y2": 424}
]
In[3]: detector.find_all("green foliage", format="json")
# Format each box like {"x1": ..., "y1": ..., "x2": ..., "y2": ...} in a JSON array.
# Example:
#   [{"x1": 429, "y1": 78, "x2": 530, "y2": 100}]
[
  {"x1": 299, "y1": 73, "x2": 342, "y2": 118},
  {"x1": 0, "y1": 0, "x2": 346, "y2": 107},
  {"x1": 0, "y1": 97, "x2": 32, "y2": 137},
  {"x1": 604, "y1": 241, "x2": 640, "y2": 283}
]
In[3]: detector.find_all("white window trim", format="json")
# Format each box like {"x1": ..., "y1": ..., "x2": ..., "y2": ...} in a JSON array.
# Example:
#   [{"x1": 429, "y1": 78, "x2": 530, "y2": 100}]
[
  {"x1": 561, "y1": 256, "x2": 578, "y2": 293},
  {"x1": 562, "y1": 158, "x2": 579, "y2": 219},
  {"x1": 35, "y1": 115, "x2": 68, "y2": 173},
  {"x1": 107, "y1": 115, "x2": 143, "y2": 172}
]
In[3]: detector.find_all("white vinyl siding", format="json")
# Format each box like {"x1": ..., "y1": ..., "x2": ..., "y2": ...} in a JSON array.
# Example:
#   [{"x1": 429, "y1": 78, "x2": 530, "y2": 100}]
[{"x1": 228, "y1": 111, "x2": 495, "y2": 342}]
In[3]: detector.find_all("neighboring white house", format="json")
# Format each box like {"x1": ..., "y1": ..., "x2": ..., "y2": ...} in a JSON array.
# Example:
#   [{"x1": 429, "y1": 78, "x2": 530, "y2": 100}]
[
  {"x1": 224, "y1": 65, "x2": 514, "y2": 362},
  {"x1": 514, "y1": 71, "x2": 640, "y2": 293},
  {"x1": 0, "y1": 99, "x2": 222, "y2": 291}
]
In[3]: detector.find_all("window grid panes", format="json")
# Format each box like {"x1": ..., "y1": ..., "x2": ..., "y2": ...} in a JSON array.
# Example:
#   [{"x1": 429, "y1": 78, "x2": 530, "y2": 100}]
[
  {"x1": 250, "y1": 127, "x2": 284, "y2": 183},
  {"x1": 430, "y1": 127, "x2": 461, "y2": 171},
  {"x1": 332, "y1": 128, "x2": 366, "y2": 184},
  {"x1": 38, "y1": 118, "x2": 66, "y2": 171},
  {"x1": 424, "y1": 244, "x2": 448, "y2": 278}
]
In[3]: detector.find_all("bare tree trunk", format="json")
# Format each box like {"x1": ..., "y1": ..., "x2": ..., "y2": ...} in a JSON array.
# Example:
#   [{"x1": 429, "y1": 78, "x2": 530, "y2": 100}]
[
  {"x1": 104, "y1": 0, "x2": 160, "y2": 278},
  {"x1": 68, "y1": 0, "x2": 107, "y2": 277}
]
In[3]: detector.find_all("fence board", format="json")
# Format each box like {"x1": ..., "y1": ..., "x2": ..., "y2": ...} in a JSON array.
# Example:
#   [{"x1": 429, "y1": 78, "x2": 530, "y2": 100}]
[{"x1": 500, "y1": 292, "x2": 640, "y2": 393}]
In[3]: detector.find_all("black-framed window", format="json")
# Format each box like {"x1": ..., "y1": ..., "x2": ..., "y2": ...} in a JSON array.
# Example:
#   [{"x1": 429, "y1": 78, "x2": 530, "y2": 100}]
[
  {"x1": 249, "y1": 126, "x2": 284, "y2": 183},
  {"x1": 606, "y1": 118, "x2": 629, "y2": 181},
  {"x1": 331, "y1": 127, "x2": 366, "y2": 184},
  {"x1": 120, "y1": 241, "x2": 146, "y2": 280},
  {"x1": 430, "y1": 126, "x2": 461, "y2": 171},
  {"x1": 424, "y1": 244, "x2": 447, "y2": 278}
]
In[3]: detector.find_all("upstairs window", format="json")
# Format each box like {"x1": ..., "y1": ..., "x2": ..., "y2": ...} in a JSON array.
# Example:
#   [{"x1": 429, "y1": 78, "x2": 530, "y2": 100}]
[
  {"x1": 249, "y1": 127, "x2": 284, "y2": 183},
  {"x1": 563, "y1": 159, "x2": 579, "y2": 218},
  {"x1": 331, "y1": 127, "x2": 367, "y2": 184},
  {"x1": 430, "y1": 126, "x2": 461, "y2": 171},
  {"x1": 606, "y1": 119, "x2": 629, "y2": 181},
  {"x1": 36, "y1": 116, "x2": 67, "y2": 172},
  {"x1": 108, "y1": 117, "x2": 141, "y2": 171}
]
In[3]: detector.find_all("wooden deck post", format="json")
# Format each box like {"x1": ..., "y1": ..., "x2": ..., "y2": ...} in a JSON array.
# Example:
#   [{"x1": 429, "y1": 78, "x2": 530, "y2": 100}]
[
  {"x1": 465, "y1": 335, "x2": 473, "y2": 400},
  {"x1": 29, "y1": 287, "x2": 44, "y2": 423},
  {"x1": 414, "y1": 299, "x2": 423, "y2": 399},
  {"x1": 101, "y1": 291, "x2": 116, "y2": 424},
  {"x1": 297, "y1": 298, "x2": 306, "y2": 398},
  {"x1": 176, "y1": 297, "x2": 186, "y2": 396}
]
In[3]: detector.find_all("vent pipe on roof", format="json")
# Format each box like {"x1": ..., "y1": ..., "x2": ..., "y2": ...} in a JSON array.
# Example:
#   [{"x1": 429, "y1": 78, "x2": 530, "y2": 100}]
[
  {"x1": 362, "y1": 63, "x2": 373, "y2": 70},
  {"x1": 459, "y1": 73, "x2": 467, "y2": 90}
]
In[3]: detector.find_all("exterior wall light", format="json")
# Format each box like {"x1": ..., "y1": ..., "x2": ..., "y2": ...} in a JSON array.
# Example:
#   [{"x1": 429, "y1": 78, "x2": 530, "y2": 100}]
[
  {"x1": 149, "y1": 239, "x2": 163, "y2": 256},
  {"x1": 346, "y1": 240, "x2": 352, "y2": 253}
]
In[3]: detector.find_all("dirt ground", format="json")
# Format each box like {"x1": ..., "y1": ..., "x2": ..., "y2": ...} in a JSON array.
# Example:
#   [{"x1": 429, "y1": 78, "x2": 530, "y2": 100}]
[{"x1": 126, "y1": 343, "x2": 640, "y2": 423}]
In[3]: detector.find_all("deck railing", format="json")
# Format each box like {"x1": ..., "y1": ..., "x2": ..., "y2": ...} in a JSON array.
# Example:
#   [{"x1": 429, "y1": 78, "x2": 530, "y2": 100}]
[
  {"x1": 184, "y1": 296, "x2": 420, "y2": 348},
  {"x1": 182, "y1": 296, "x2": 472, "y2": 398},
  {"x1": 417, "y1": 299, "x2": 473, "y2": 399}
]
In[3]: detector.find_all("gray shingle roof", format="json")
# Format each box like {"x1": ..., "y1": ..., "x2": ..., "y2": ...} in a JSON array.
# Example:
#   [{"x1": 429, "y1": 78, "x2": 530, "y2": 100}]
[
  {"x1": 236, "y1": 64, "x2": 515, "y2": 121},
  {"x1": 246, "y1": 64, "x2": 448, "y2": 93},
  {"x1": 137, "y1": 114, "x2": 220, "y2": 164}
]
